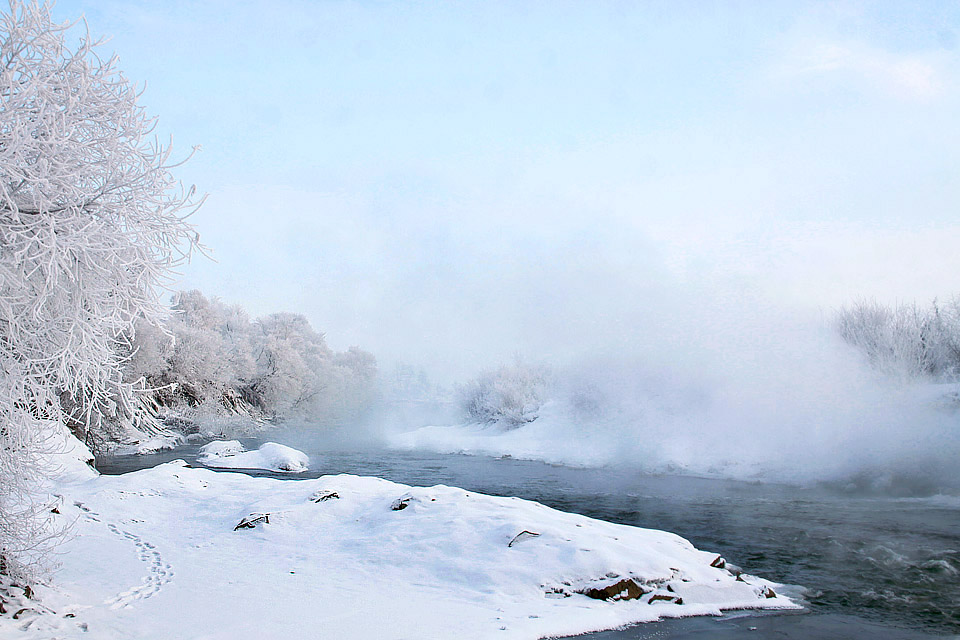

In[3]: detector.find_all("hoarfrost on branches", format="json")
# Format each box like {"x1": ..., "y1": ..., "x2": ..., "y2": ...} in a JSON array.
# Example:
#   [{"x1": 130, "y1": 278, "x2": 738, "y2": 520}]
[
  {"x1": 836, "y1": 298, "x2": 960, "y2": 381},
  {"x1": 124, "y1": 291, "x2": 379, "y2": 427},
  {"x1": 0, "y1": 1, "x2": 201, "y2": 582},
  {"x1": 457, "y1": 361, "x2": 549, "y2": 427}
]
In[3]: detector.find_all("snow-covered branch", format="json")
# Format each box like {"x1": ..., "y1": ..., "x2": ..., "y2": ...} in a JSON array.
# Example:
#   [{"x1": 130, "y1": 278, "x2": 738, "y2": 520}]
[
  {"x1": 0, "y1": 0, "x2": 200, "y2": 583},
  {"x1": 836, "y1": 298, "x2": 960, "y2": 381}
]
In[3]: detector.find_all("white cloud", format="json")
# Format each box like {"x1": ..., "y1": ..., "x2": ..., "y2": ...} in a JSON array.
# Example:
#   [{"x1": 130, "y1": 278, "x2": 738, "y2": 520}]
[{"x1": 781, "y1": 41, "x2": 946, "y2": 100}]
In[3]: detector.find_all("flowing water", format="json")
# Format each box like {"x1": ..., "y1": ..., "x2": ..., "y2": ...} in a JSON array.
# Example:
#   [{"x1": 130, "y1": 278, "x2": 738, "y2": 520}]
[{"x1": 97, "y1": 432, "x2": 960, "y2": 639}]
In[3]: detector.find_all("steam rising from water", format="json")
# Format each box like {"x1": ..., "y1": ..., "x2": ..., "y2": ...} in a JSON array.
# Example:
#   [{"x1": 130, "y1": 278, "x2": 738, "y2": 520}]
[{"x1": 388, "y1": 306, "x2": 960, "y2": 493}]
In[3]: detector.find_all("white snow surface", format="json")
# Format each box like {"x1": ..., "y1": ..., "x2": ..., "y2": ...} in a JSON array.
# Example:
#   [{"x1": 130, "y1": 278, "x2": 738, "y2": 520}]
[
  {"x1": 196, "y1": 439, "x2": 246, "y2": 460},
  {"x1": 8, "y1": 461, "x2": 798, "y2": 639},
  {"x1": 197, "y1": 440, "x2": 309, "y2": 473},
  {"x1": 45, "y1": 426, "x2": 98, "y2": 484}
]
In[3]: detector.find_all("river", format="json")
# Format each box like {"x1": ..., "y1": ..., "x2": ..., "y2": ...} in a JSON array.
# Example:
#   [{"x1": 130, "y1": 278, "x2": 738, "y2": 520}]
[{"x1": 97, "y1": 430, "x2": 960, "y2": 639}]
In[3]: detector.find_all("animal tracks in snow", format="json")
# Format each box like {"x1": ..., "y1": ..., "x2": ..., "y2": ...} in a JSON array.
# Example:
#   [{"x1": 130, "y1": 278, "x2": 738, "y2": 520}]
[
  {"x1": 102, "y1": 523, "x2": 173, "y2": 609},
  {"x1": 73, "y1": 501, "x2": 173, "y2": 609},
  {"x1": 72, "y1": 501, "x2": 100, "y2": 522}
]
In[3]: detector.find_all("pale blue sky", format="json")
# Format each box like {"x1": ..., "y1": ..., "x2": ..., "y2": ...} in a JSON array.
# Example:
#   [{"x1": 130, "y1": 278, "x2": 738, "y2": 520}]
[{"x1": 53, "y1": 1, "x2": 960, "y2": 380}]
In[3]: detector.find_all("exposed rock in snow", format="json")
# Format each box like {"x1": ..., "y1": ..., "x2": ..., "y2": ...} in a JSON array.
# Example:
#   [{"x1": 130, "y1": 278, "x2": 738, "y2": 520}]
[
  {"x1": 508, "y1": 530, "x2": 541, "y2": 547},
  {"x1": 197, "y1": 441, "x2": 309, "y2": 473},
  {"x1": 579, "y1": 577, "x2": 648, "y2": 601},
  {"x1": 390, "y1": 494, "x2": 415, "y2": 511}
]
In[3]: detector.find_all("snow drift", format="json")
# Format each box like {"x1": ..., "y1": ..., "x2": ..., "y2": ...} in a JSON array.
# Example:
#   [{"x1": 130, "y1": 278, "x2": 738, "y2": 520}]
[
  {"x1": 9, "y1": 461, "x2": 797, "y2": 639},
  {"x1": 197, "y1": 441, "x2": 309, "y2": 473}
]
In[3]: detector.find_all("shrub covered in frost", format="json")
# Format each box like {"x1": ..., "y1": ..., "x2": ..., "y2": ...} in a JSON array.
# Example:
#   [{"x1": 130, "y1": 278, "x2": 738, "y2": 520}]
[
  {"x1": 836, "y1": 298, "x2": 960, "y2": 381},
  {"x1": 457, "y1": 362, "x2": 549, "y2": 427}
]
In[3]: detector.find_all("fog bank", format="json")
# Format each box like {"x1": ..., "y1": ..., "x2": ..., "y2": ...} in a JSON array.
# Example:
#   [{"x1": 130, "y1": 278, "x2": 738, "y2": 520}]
[{"x1": 389, "y1": 309, "x2": 960, "y2": 493}]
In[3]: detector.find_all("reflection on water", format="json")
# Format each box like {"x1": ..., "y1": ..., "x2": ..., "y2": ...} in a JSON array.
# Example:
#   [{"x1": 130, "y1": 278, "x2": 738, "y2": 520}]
[{"x1": 97, "y1": 432, "x2": 960, "y2": 638}]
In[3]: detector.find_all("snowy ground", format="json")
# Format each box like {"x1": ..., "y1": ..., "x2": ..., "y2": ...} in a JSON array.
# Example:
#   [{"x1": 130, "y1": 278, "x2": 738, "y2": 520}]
[{"x1": 2, "y1": 453, "x2": 799, "y2": 640}]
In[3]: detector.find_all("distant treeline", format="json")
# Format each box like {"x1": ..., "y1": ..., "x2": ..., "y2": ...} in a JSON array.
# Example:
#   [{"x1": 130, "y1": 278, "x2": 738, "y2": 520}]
[
  {"x1": 836, "y1": 298, "x2": 960, "y2": 380},
  {"x1": 119, "y1": 290, "x2": 377, "y2": 438}
]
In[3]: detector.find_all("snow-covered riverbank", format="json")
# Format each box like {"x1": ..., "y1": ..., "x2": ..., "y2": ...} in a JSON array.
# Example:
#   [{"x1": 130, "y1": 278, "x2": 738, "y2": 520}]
[{"x1": 4, "y1": 456, "x2": 797, "y2": 639}]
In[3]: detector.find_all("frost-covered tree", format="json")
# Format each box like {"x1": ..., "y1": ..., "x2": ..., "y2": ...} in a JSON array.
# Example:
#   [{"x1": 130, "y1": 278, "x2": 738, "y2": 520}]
[
  {"x1": 836, "y1": 298, "x2": 960, "y2": 381},
  {"x1": 0, "y1": 1, "x2": 200, "y2": 582},
  {"x1": 457, "y1": 361, "x2": 549, "y2": 426},
  {"x1": 240, "y1": 310, "x2": 379, "y2": 422},
  {"x1": 125, "y1": 291, "x2": 256, "y2": 412},
  {"x1": 327, "y1": 346, "x2": 379, "y2": 420},
  {"x1": 124, "y1": 291, "x2": 379, "y2": 427},
  {"x1": 250, "y1": 312, "x2": 334, "y2": 417}
]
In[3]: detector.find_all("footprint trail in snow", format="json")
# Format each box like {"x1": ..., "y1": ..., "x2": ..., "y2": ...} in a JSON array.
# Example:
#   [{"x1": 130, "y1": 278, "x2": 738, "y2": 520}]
[{"x1": 74, "y1": 502, "x2": 173, "y2": 609}]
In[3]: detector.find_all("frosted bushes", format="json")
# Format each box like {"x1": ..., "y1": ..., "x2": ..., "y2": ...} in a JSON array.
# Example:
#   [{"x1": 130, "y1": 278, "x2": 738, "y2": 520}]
[
  {"x1": 836, "y1": 298, "x2": 960, "y2": 381},
  {"x1": 249, "y1": 312, "x2": 332, "y2": 417},
  {"x1": 232, "y1": 311, "x2": 377, "y2": 422},
  {"x1": 123, "y1": 292, "x2": 256, "y2": 410},
  {"x1": 457, "y1": 362, "x2": 549, "y2": 426}
]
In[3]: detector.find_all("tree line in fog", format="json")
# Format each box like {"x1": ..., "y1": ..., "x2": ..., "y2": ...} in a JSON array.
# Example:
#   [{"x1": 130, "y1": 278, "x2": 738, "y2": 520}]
[{"x1": 114, "y1": 290, "x2": 378, "y2": 444}]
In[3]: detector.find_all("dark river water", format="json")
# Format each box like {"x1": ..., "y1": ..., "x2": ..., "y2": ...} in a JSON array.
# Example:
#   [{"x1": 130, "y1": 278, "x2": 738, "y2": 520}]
[{"x1": 97, "y1": 431, "x2": 960, "y2": 639}]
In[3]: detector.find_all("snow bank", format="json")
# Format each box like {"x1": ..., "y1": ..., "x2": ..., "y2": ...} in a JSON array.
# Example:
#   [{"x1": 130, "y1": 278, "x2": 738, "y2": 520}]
[
  {"x1": 41, "y1": 425, "x2": 98, "y2": 483},
  {"x1": 197, "y1": 440, "x2": 309, "y2": 473},
  {"x1": 9, "y1": 462, "x2": 798, "y2": 640}
]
